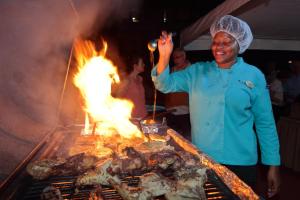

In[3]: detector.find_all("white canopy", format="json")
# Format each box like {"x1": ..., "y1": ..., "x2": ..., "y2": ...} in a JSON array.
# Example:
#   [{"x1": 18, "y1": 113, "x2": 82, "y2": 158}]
[{"x1": 181, "y1": 0, "x2": 300, "y2": 51}]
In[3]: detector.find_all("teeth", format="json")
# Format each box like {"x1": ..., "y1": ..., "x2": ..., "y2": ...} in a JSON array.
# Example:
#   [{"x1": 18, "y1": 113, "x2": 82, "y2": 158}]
[{"x1": 216, "y1": 52, "x2": 224, "y2": 55}]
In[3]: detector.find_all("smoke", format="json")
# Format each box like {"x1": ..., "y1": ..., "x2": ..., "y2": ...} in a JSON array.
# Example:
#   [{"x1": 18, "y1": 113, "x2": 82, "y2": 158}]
[
  {"x1": 0, "y1": 0, "x2": 142, "y2": 181},
  {"x1": 0, "y1": 0, "x2": 141, "y2": 127}
]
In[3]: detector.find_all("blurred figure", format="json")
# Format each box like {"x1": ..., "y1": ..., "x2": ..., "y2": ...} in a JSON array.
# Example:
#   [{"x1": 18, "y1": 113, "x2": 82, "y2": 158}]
[
  {"x1": 165, "y1": 48, "x2": 191, "y2": 139},
  {"x1": 265, "y1": 61, "x2": 284, "y2": 122},
  {"x1": 284, "y1": 60, "x2": 300, "y2": 104},
  {"x1": 115, "y1": 55, "x2": 148, "y2": 122}
]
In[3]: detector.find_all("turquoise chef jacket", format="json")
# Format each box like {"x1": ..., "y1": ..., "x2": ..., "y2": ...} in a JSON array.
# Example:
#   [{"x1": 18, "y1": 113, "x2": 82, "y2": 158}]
[{"x1": 152, "y1": 57, "x2": 280, "y2": 166}]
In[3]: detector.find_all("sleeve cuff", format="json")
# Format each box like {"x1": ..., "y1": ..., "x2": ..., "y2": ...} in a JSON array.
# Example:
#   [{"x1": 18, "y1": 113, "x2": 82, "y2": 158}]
[{"x1": 151, "y1": 65, "x2": 170, "y2": 81}]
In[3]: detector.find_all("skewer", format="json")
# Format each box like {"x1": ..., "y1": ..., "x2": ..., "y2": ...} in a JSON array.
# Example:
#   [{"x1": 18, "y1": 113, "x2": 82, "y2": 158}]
[{"x1": 92, "y1": 122, "x2": 97, "y2": 135}]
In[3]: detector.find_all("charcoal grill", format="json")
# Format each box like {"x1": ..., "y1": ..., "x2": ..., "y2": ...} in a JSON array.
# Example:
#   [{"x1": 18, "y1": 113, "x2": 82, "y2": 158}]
[
  {"x1": 17, "y1": 169, "x2": 239, "y2": 200},
  {"x1": 0, "y1": 126, "x2": 258, "y2": 200}
]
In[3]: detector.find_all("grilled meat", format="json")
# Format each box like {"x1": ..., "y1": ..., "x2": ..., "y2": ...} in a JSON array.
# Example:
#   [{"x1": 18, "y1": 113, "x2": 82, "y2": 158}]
[
  {"x1": 56, "y1": 153, "x2": 98, "y2": 175},
  {"x1": 139, "y1": 172, "x2": 173, "y2": 197},
  {"x1": 26, "y1": 158, "x2": 65, "y2": 180},
  {"x1": 147, "y1": 150, "x2": 182, "y2": 170},
  {"x1": 40, "y1": 186, "x2": 63, "y2": 200},
  {"x1": 27, "y1": 153, "x2": 99, "y2": 180},
  {"x1": 109, "y1": 157, "x2": 145, "y2": 175},
  {"x1": 109, "y1": 172, "x2": 173, "y2": 200},
  {"x1": 76, "y1": 159, "x2": 121, "y2": 186},
  {"x1": 109, "y1": 181, "x2": 152, "y2": 200},
  {"x1": 177, "y1": 151, "x2": 200, "y2": 167},
  {"x1": 165, "y1": 166, "x2": 207, "y2": 200},
  {"x1": 135, "y1": 140, "x2": 174, "y2": 154}
]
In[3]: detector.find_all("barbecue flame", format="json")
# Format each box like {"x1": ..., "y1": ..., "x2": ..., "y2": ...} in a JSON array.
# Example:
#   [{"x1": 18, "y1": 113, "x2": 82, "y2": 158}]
[{"x1": 73, "y1": 39, "x2": 143, "y2": 138}]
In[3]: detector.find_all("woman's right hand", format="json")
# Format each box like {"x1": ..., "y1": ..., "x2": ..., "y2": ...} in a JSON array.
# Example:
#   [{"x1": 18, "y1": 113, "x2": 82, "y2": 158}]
[{"x1": 157, "y1": 31, "x2": 173, "y2": 74}]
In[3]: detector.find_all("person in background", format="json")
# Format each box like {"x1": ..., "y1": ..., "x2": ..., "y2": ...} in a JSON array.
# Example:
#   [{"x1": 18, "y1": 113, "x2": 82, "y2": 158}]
[
  {"x1": 283, "y1": 60, "x2": 300, "y2": 104},
  {"x1": 151, "y1": 15, "x2": 280, "y2": 197},
  {"x1": 115, "y1": 55, "x2": 148, "y2": 123},
  {"x1": 164, "y1": 48, "x2": 191, "y2": 139},
  {"x1": 265, "y1": 61, "x2": 284, "y2": 122}
]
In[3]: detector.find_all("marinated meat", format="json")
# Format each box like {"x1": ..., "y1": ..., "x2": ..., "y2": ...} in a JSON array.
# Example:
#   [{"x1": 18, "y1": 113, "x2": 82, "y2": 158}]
[
  {"x1": 139, "y1": 172, "x2": 173, "y2": 197},
  {"x1": 28, "y1": 143, "x2": 208, "y2": 200},
  {"x1": 76, "y1": 159, "x2": 121, "y2": 186},
  {"x1": 109, "y1": 157, "x2": 145, "y2": 175},
  {"x1": 147, "y1": 150, "x2": 182, "y2": 170},
  {"x1": 26, "y1": 158, "x2": 65, "y2": 180},
  {"x1": 109, "y1": 180, "x2": 152, "y2": 200},
  {"x1": 109, "y1": 172, "x2": 173, "y2": 200},
  {"x1": 40, "y1": 186, "x2": 63, "y2": 200},
  {"x1": 56, "y1": 153, "x2": 98, "y2": 175},
  {"x1": 177, "y1": 151, "x2": 200, "y2": 167},
  {"x1": 133, "y1": 140, "x2": 174, "y2": 154},
  {"x1": 27, "y1": 153, "x2": 99, "y2": 179},
  {"x1": 165, "y1": 166, "x2": 207, "y2": 200}
]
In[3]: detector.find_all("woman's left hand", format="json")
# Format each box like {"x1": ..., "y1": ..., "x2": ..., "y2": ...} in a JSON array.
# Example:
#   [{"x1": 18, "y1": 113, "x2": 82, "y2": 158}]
[{"x1": 267, "y1": 166, "x2": 280, "y2": 198}]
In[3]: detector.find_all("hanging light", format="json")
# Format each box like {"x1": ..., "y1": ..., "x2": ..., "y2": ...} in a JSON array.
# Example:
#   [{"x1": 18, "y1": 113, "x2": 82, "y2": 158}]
[
  {"x1": 163, "y1": 10, "x2": 167, "y2": 23},
  {"x1": 132, "y1": 16, "x2": 139, "y2": 23},
  {"x1": 130, "y1": 10, "x2": 139, "y2": 23}
]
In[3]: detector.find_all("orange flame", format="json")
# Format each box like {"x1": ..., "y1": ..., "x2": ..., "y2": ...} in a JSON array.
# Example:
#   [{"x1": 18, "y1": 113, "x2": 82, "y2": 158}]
[{"x1": 73, "y1": 39, "x2": 143, "y2": 138}]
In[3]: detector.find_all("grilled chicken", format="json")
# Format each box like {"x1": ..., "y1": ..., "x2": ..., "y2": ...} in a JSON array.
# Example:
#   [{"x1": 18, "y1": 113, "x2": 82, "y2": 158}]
[
  {"x1": 177, "y1": 151, "x2": 201, "y2": 167},
  {"x1": 165, "y1": 166, "x2": 207, "y2": 200},
  {"x1": 76, "y1": 159, "x2": 121, "y2": 186},
  {"x1": 147, "y1": 150, "x2": 182, "y2": 170},
  {"x1": 109, "y1": 180, "x2": 152, "y2": 200},
  {"x1": 26, "y1": 153, "x2": 99, "y2": 180},
  {"x1": 109, "y1": 172, "x2": 173, "y2": 200},
  {"x1": 28, "y1": 144, "x2": 208, "y2": 200},
  {"x1": 26, "y1": 158, "x2": 66, "y2": 180},
  {"x1": 139, "y1": 172, "x2": 174, "y2": 197},
  {"x1": 40, "y1": 186, "x2": 63, "y2": 200},
  {"x1": 56, "y1": 153, "x2": 98, "y2": 175}
]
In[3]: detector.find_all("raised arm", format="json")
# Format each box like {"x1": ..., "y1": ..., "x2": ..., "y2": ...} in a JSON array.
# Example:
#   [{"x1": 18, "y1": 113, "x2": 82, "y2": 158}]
[{"x1": 157, "y1": 31, "x2": 174, "y2": 75}]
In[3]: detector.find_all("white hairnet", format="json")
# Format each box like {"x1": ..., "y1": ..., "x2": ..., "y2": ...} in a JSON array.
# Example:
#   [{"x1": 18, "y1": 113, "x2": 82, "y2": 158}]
[{"x1": 210, "y1": 15, "x2": 253, "y2": 54}]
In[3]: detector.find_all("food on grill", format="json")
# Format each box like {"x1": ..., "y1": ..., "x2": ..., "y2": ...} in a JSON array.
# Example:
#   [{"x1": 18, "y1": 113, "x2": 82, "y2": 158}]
[
  {"x1": 147, "y1": 150, "x2": 182, "y2": 170},
  {"x1": 27, "y1": 137, "x2": 209, "y2": 200},
  {"x1": 74, "y1": 146, "x2": 207, "y2": 199},
  {"x1": 68, "y1": 135, "x2": 115, "y2": 158},
  {"x1": 133, "y1": 140, "x2": 174, "y2": 154},
  {"x1": 109, "y1": 149, "x2": 147, "y2": 174},
  {"x1": 40, "y1": 186, "x2": 63, "y2": 200},
  {"x1": 56, "y1": 153, "x2": 99, "y2": 175},
  {"x1": 139, "y1": 172, "x2": 173, "y2": 196},
  {"x1": 165, "y1": 167, "x2": 207, "y2": 200},
  {"x1": 26, "y1": 153, "x2": 99, "y2": 180},
  {"x1": 76, "y1": 159, "x2": 121, "y2": 186},
  {"x1": 69, "y1": 144, "x2": 114, "y2": 159},
  {"x1": 109, "y1": 172, "x2": 174, "y2": 200},
  {"x1": 177, "y1": 151, "x2": 201, "y2": 167},
  {"x1": 108, "y1": 166, "x2": 207, "y2": 200},
  {"x1": 26, "y1": 158, "x2": 66, "y2": 180},
  {"x1": 109, "y1": 180, "x2": 152, "y2": 200},
  {"x1": 148, "y1": 133, "x2": 170, "y2": 141}
]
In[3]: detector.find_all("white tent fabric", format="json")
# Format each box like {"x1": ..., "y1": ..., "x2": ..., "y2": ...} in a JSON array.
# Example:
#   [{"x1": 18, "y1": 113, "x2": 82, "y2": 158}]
[
  {"x1": 180, "y1": 0, "x2": 251, "y2": 48},
  {"x1": 182, "y1": 0, "x2": 300, "y2": 51}
]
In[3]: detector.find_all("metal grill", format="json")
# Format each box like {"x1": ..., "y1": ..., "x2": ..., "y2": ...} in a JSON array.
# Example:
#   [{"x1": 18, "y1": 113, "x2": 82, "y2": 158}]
[{"x1": 20, "y1": 169, "x2": 239, "y2": 200}]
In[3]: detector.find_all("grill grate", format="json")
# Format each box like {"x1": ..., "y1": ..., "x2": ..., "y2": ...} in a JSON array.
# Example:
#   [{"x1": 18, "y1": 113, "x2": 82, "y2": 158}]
[{"x1": 20, "y1": 169, "x2": 239, "y2": 200}]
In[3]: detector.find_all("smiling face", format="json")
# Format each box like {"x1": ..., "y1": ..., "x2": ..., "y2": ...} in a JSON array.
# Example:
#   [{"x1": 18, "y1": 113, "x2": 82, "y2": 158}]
[{"x1": 211, "y1": 32, "x2": 239, "y2": 68}]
